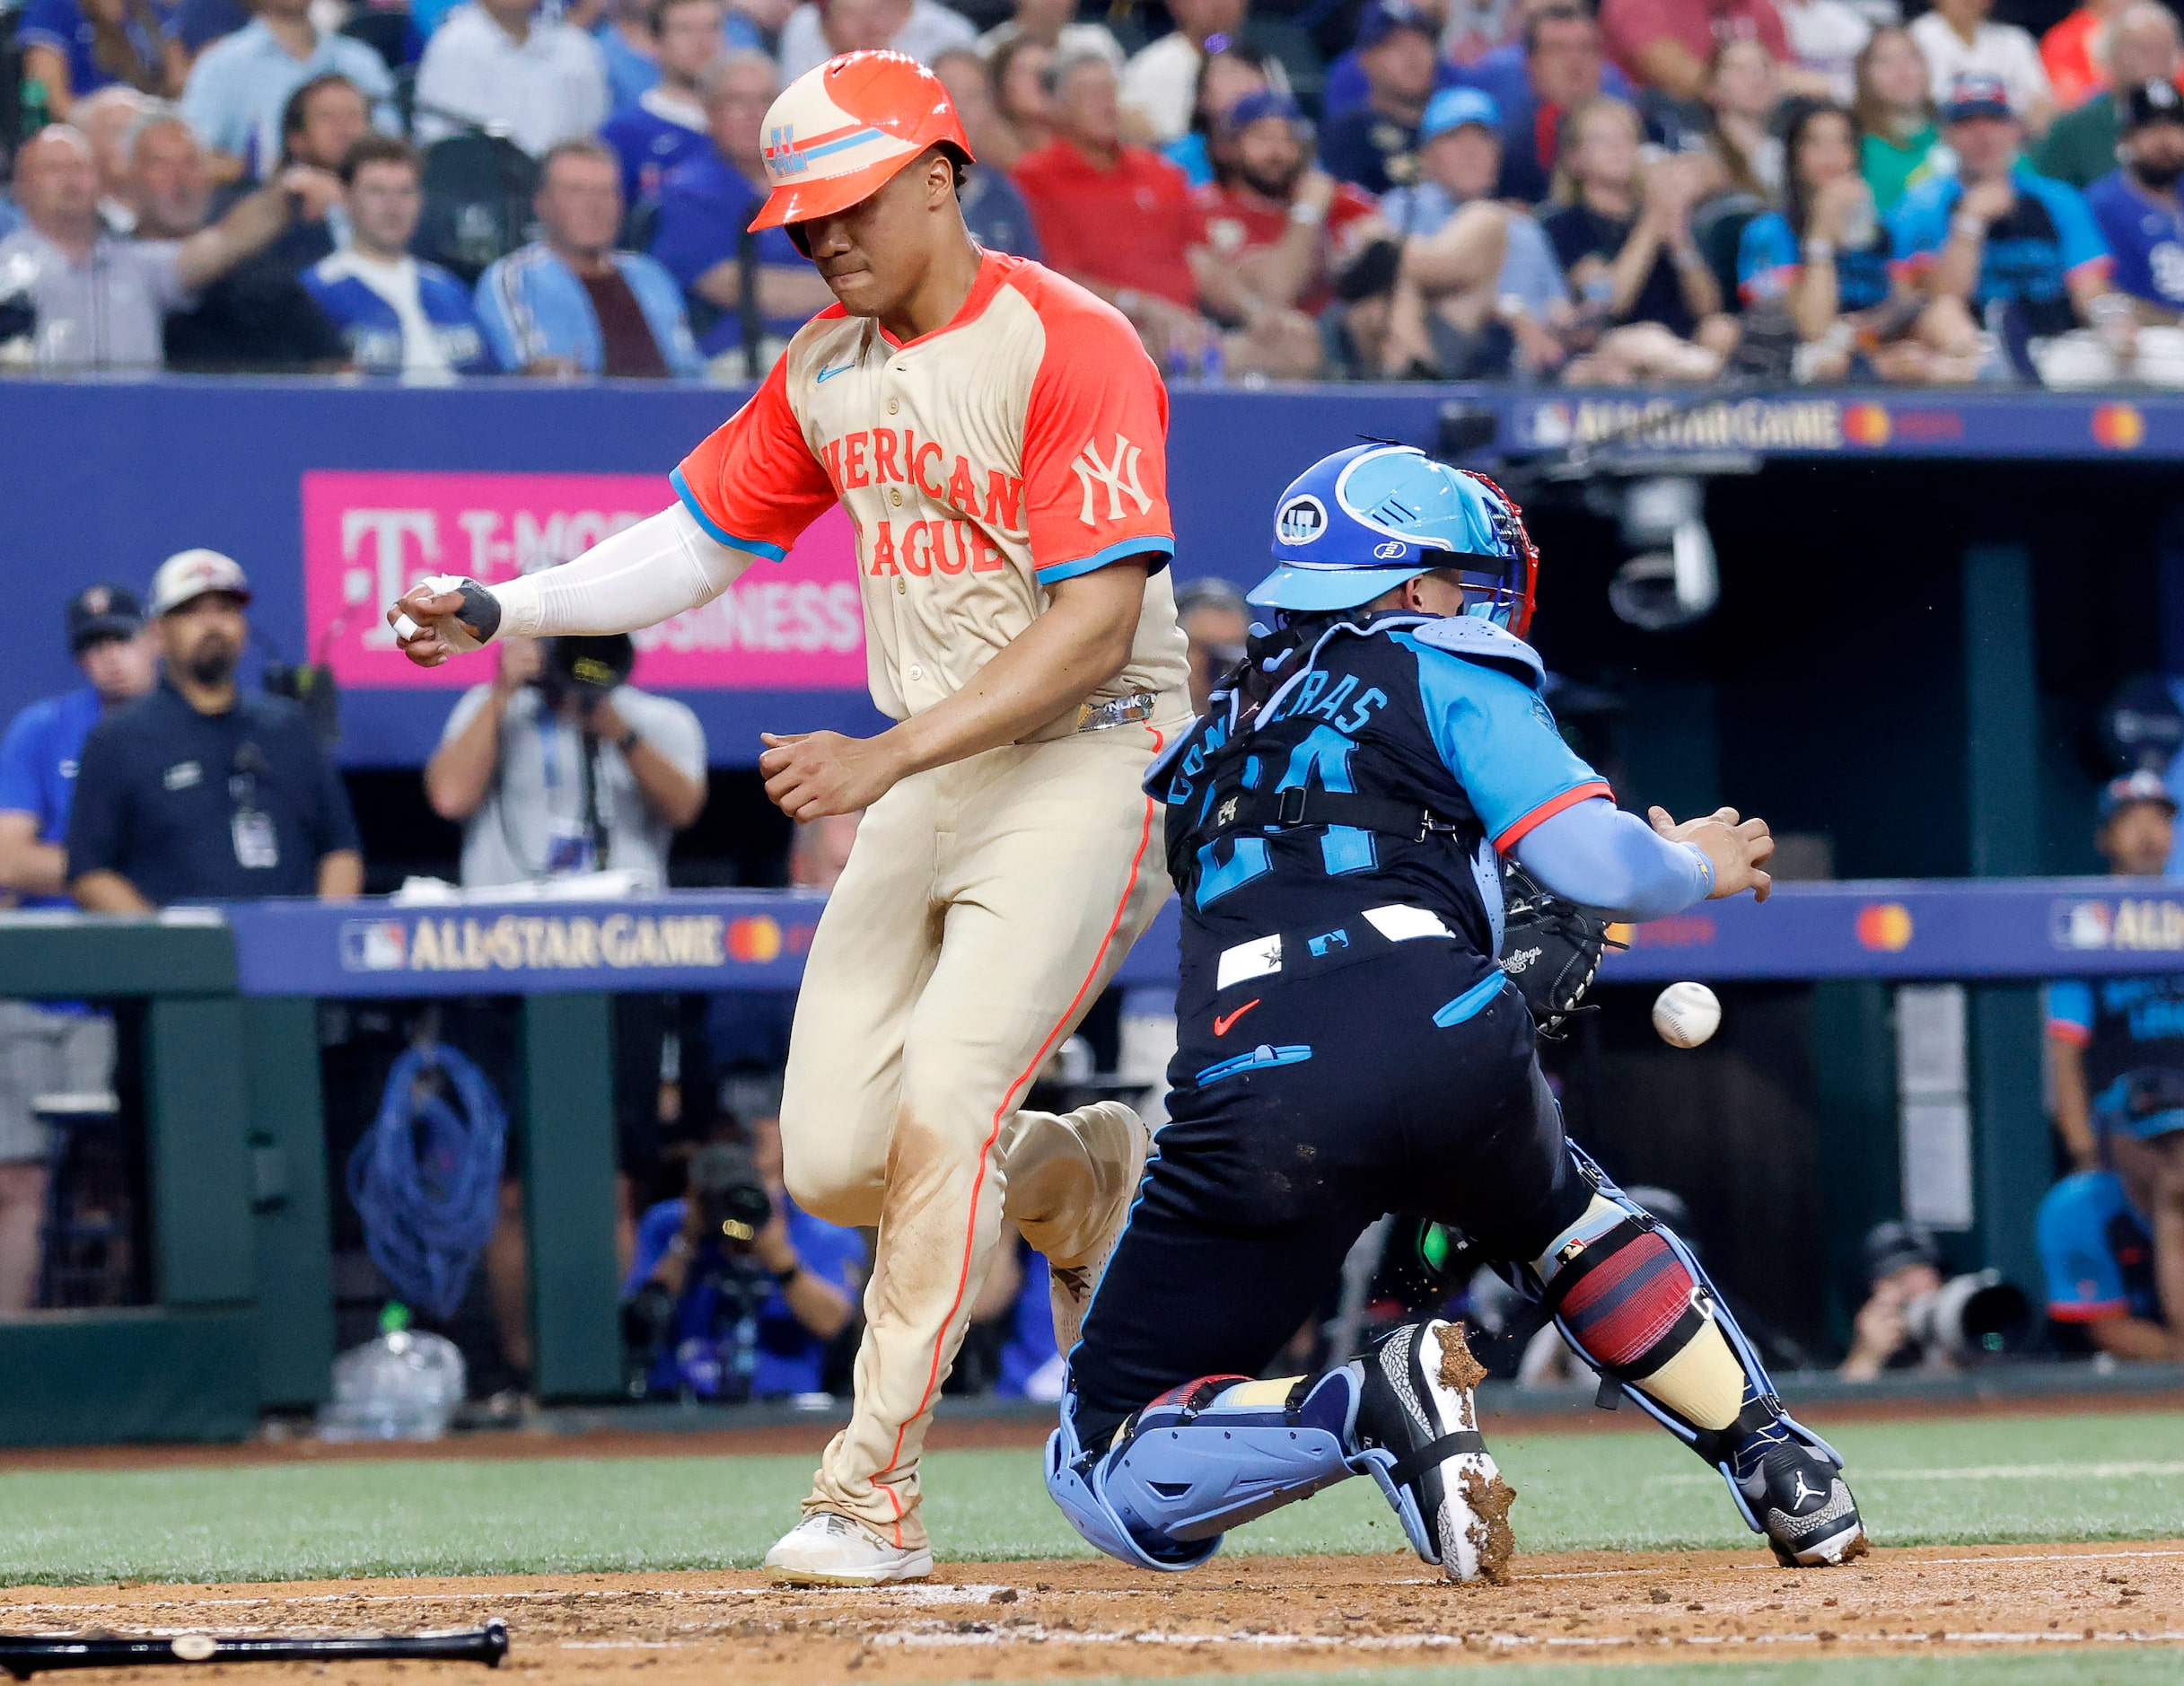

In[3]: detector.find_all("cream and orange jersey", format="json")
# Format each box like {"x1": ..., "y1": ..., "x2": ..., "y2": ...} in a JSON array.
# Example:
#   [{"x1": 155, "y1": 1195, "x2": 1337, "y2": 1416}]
[{"x1": 672, "y1": 250, "x2": 1190, "y2": 735}]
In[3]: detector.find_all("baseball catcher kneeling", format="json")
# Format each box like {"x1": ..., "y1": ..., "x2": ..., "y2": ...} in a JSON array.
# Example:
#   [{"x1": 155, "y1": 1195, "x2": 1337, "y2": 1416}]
[{"x1": 1046, "y1": 444, "x2": 1866, "y2": 1580}]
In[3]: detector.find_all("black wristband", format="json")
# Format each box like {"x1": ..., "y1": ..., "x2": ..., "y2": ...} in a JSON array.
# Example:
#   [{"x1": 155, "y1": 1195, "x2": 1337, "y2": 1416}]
[{"x1": 452, "y1": 579, "x2": 503, "y2": 644}]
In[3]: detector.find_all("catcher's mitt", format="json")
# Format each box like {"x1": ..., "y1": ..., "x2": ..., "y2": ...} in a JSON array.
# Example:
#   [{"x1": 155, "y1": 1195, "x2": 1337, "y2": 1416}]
[{"x1": 1498, "y1": 862, "x2": 1623, "y2": 1038}]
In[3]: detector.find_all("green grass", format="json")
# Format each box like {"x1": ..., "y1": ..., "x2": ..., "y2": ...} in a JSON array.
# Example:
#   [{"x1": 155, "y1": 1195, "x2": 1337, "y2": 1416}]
[{"x1": 4, "y1": 1412, "x2": 2184, "y2": 1585}]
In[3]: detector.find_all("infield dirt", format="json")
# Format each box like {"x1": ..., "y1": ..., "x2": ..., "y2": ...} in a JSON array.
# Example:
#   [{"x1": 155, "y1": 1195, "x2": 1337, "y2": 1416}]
[{"x1": 3, "y1": 1542, "x2": 2180, "y2": 1682}]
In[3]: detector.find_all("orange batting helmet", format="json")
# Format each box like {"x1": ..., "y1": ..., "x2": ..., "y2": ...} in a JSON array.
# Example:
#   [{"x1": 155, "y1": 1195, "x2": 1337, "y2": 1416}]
[{"x1": 748, "y1": 51, "x2": 974, "y2": 233}]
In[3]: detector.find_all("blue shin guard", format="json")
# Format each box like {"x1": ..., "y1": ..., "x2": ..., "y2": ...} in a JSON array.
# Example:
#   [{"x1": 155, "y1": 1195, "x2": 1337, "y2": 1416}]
[{"x1": 1046, "y1": 1370, "x2": 1379, "y2": 1572}]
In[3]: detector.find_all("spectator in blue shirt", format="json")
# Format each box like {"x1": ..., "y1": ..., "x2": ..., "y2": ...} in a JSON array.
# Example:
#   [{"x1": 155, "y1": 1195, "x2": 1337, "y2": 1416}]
[
  {"x1": 0, "y1": 584, "x2": 157, "y2": 1313},
  {"x1": 1320, "y1": 1, "x2": 1441, "y2": 195},
  {"x1": 1320, "y1": 13, "x2": 1462, "y2": 123},
  {"x1": 651, "y1": 49, "x2": 836, "y2": 373},
  {"x1": 477, "y1": 141, "x2": 702, "y2": 376},
  {"x1": 1890, "y1": 72, "x2": 2135, "y2": 384},
  {"x1": 2039, "y1": 1169, "x2": 2175, "y2": 1359},
  {"x1": 600, "y1": 0, "x2": 721, "y2": 209},
  {"x1": 2087, "y1": 81, "x2": 2184, "y2": 325},
  {"x1": 304, "y1": 136, "x2": 494, "y2": 377},
  {"x1": 596, "y1": 0, "x2": 664, "y2": 111},
  {"x1": 1478, "y1": 4, "x2": 1632, "y2": 206},
  {"x1": 622, "y1": 1128, "x2": 862, "y2": 1401},
  {"x1": 166, "y1": 0, "x2": 247, "y2": 59},
  {"x1": 18, "y1": 0, "x2": 176, "y2": 123},
  {"x1": 2047, "y1": 771, "x2": 2184, "y2": 1168},
  {"x1": 1379, "y1": 86, "x2": 1573, "y2": 378},
  {"x1": 1736, "y1": 101, "x2": 1983, "y2": 383},
  {"x1": 179, "y1": 0, "x2": 394, "y2": 183}
]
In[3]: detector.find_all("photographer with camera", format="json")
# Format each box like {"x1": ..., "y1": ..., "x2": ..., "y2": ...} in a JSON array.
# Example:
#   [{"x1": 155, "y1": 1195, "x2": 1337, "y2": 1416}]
[
  {"x1": 621, "y1": 1120, "x2": 863, "y2": 1401},
  {"x1": 425, "y1": 632, "x2": 705, "y2": 892},
  {"x1": 1839, "y1": 1219, "x2": 2030, "y2": 1377}
]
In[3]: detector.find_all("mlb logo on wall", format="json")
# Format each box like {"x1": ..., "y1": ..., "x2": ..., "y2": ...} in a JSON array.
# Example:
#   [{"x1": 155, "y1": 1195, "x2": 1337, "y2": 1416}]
[
  {"x1": 2050, "y1": 900, "x2": 2113, "y2": 951},
  {"x1": 340, "y1": 918, "x2": 408, "y2": 972},
  {"x1": 1276, "y1": 496, "x2": 1327, "y2": 545}
]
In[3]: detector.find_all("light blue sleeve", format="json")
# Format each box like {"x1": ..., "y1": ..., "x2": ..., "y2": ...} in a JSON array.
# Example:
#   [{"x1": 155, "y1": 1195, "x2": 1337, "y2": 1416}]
[
  {"x1": 1404, "y1": 638, "x2": 1611, "y2": 848},
  {"x1": 471, "y1": 261, "x2": 521, "y2": 372},
  {"x1": 2038, "y1": 1172, "x2": 2127, "y2": 1320},
  {"x1": 2033, "y1": 175, "x2": 2111, "y2": 277},
  {"x1": 2044, "y1": 979, "x2": 2094, "y2": 1041},
  {"x1": 1737, "y1": 212, "x2": 1795, "y2": 303},
  {"x1": 1886, "y1": 177, "x2": 1952, "y2": 268},
  {"x1": 1512, "y1": 796, "x2": 1714, "y2": 919},
  {"x1": 625, "y1": 254, "x2": 704, "y2": 377}
]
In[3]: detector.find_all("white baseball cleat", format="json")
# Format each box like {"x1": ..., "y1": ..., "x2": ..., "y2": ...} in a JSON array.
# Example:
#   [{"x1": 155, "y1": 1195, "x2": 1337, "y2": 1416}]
[
  {"x1": 1354, "y1": 1318, "x2": 1516, "y2": 1584},
  {"x1": 763, "y1": 1512, "x2": 934, "y2": 1586},
  {"x1": 1048, "y1": 1101, "x2": 1150, "y2": 1359}
]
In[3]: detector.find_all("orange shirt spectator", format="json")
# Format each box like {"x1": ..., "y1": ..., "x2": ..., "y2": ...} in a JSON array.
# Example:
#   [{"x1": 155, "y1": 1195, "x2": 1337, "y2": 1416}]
[
  {"x1": 1600, "y1": 0, "x2": 1790, "y2": 101},
  {"x1": 2042, "y1": 0, "x2": 2127, "y2": 111},
  {"x1": 1014, "y1": 51, "x2": 1206, "y2": 308}
]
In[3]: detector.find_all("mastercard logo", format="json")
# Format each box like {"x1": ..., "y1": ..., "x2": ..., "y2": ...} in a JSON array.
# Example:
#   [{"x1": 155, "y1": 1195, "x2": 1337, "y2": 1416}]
[
  {"x1": 2092, "y1": 402, "x2": 2145, "y2": 450},
  {"x1": 727, "y1": 916, "x2": 783, "y2": 963},
  {"x1": 1855, "y1": 902, "x2": 1914, "y2": 953},
  {"x1": 1843, "y1": 403, "x2": 1891, "y2": 447}
]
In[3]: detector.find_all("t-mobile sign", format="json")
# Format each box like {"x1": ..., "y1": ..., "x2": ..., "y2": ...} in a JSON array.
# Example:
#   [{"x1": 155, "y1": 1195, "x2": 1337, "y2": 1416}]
[{"x1": 300, "y1": 470, "x2": 865, "y2": 689}]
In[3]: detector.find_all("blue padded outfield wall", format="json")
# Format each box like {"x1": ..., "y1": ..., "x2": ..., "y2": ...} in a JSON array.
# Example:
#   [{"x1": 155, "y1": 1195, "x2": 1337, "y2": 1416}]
[{"x1": 5, "y1": 379, "x2": 2184, "y2": 768}]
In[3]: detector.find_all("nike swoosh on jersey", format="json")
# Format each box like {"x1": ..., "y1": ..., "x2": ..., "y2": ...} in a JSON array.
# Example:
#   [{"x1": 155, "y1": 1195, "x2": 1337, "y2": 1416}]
[
  {"x1": 814, "y1": 362, "x2": 856, "y2": 382},
  {"x1": 1212, "y1": 998, "x2": 1261, "y2": 1037}
]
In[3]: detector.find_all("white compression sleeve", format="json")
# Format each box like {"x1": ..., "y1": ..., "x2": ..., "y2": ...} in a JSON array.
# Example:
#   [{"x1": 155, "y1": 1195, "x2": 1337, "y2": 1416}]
[{"x1": 487, "y1": 503, "x2": 758, "y2": 639}]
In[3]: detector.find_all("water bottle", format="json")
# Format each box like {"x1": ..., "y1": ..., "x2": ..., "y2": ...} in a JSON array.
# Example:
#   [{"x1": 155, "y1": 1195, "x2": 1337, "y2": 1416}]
[
  {"x1": 1839, "y1": 180, "x2": 1878, "y2": 252},
  {"x1": 317, "y1": 1304, "x2": 469, "y2": 1442}
]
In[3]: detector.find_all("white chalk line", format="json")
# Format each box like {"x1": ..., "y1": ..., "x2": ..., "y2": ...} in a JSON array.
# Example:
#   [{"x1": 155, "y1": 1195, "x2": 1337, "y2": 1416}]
[
  {"x1": 1646, "y1": 1461, "x2": 2184, "y2": 1488},
  {"x1": 1518, "y1": 1545, "x2": 2184, "y2": 1581},
  {"x1": 0, "y1": 1584, "x2": 1013, "y2": 1618},
  {"x1": 863, "y1": 1625, "x2": 2184, "y2": 1654}
]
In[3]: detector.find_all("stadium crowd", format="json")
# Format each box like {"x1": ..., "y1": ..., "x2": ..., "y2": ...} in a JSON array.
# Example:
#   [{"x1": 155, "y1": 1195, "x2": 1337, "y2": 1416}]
[{"x1": 5, "y1": 0, "x2": 2184, "y2": 383}]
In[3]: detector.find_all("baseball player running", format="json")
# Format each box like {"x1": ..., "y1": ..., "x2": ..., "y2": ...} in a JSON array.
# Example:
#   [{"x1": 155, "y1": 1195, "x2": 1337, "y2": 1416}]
[
  {"x1": 1046, "y1": 444, "x2": 1868, "y2": 1579},
  {"x1": 389, "y1": 52, "x2": 1190, "y2": 1585}
]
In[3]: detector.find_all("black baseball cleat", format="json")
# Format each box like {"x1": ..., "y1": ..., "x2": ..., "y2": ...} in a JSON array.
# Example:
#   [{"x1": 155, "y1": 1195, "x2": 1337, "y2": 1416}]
[
  {"x1": 1351, "y1": 1319, "x2": 1516, "y2": 1583},
  {"x1": 1733, "y1": 1422, "x2": 1867, "y2": 1567}
]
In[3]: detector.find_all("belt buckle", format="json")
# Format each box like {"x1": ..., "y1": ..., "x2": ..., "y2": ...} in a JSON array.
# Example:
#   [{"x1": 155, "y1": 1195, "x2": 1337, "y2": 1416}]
[{"x1": 1076, "y1": 691, "x2": 1156, "y2": 733}]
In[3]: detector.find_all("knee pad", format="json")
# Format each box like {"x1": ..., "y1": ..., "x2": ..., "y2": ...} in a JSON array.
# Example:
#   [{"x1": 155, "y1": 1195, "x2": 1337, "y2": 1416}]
[{"x1": 1046, "y1": 1372, "x2": 1364, "y2": 1572}]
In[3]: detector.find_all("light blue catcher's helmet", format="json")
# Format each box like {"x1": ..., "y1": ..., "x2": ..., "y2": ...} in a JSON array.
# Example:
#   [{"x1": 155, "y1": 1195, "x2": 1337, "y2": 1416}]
[{"x1": 1248, "y1": 443, "x2": 1538, "y2": 635}]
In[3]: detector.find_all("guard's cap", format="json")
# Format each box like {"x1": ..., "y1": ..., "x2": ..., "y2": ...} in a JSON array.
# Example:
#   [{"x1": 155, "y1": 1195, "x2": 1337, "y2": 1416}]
[{"x1": 148, "y1": 549, "x2": 251, "y2": 618}]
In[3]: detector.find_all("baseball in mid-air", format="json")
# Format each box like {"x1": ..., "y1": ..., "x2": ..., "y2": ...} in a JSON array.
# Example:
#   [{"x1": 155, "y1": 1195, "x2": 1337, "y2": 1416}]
[{"x1": 1653, "y1": 982, "x2": 1721, "y2": 1048}]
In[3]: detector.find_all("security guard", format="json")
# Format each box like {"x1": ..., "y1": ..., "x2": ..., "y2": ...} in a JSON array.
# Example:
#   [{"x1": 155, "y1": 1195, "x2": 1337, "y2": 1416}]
[
  {"x1": 67, "y1": 550, "x2": 361, "y2": 910},
  {"x1": 1046, "y1": 444, "x2": 1868, "y2": 1580}
]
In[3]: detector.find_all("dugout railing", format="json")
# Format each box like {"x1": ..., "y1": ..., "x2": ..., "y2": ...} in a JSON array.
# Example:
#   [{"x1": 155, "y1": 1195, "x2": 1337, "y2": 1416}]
[{"x1": 0, "y1": 876, "x2": 2162, "y2": 1445}]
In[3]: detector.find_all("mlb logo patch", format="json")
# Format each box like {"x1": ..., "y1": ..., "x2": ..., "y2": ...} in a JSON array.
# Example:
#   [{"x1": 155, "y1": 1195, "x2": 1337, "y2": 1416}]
[
  {"x1": 1276, "y1": 495, "x2": 1327, "y2": 545},
  {"x1": 340, "y1": 918, "x2": 408, "y2": 971}
]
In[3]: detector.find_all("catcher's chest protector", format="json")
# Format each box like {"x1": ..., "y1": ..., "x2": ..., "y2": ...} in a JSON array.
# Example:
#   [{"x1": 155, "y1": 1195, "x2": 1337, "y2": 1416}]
[{"x1": 1154, "y1": 614, "x2": 1510, "y2": 963}]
